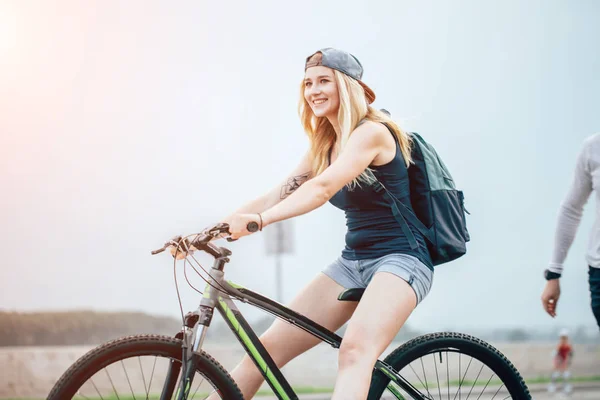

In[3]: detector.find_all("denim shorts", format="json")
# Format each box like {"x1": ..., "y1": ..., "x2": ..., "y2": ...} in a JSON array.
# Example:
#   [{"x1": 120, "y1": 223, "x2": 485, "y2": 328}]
[{"x1": 323, "y1": 253, "x2": 434, "y2": 305}]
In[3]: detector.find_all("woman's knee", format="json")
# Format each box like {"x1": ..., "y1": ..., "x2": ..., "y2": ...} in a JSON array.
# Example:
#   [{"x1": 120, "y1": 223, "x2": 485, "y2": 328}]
[{"x1": 338, "y1": 335, "x2": 377, "y2": 369}]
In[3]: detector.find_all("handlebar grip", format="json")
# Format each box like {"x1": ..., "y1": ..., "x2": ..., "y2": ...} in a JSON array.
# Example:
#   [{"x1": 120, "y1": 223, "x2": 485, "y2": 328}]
[{"x1": 247, "y1": 221, "x2": 259, "y2": 232}]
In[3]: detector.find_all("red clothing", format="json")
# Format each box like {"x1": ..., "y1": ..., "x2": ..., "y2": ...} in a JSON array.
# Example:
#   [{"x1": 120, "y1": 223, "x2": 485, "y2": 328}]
[{"x1": 557, "y1": 343, "x2": 572, "y2": 360}]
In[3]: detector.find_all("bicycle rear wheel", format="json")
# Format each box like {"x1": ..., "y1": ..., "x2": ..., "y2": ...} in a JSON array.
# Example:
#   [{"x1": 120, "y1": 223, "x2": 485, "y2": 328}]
[
  {"x1": 368, "y1": 332, "x2": 531, "y2": 400},
  {"x1": 47, "y1": 334, "x2": 243, "y2": 400}
]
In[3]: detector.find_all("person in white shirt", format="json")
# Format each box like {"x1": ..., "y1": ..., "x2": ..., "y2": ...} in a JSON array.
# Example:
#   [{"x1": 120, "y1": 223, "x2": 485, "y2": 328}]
[{"x1": 542, "y1": 133, "x2": 600, "y2": 330}]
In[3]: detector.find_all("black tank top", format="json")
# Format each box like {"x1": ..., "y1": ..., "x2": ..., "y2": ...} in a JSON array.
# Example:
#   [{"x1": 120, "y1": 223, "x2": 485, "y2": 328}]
[{"x1": 328, "y1": 126, "x2": 433, "y2": 270}]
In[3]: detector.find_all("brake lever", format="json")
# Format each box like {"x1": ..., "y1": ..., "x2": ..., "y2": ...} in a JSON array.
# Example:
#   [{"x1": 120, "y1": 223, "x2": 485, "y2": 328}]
[
  {"x1": 151, "y1": 247, "x2": 166, "y2": 255},
  {"x1": 150, "y1": 237, "x2": 183, "y2": 256}
]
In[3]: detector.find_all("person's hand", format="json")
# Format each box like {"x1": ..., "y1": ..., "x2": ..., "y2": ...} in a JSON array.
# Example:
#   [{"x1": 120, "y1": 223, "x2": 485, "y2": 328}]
[
  {"x1": 222, "y1": 213, "x2": 261, "y2": 240},
  {"x1": 541, "y1": 279, "x2": 561, "y2": 317},
  {"x1": 169, "y1": 236, "x2": 195, "y2": 260}
]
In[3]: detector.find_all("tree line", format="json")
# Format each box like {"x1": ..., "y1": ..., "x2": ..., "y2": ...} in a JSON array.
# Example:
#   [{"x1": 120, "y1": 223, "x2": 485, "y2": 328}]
[{"x1": 0, "y1": 310, "x2": 181, "y2": 346}]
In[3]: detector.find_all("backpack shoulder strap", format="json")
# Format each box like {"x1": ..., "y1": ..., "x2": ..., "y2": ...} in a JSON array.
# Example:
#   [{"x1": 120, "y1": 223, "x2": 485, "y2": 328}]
[
  {"x1": 373, "y1": 123, "x2": 433, "y2": 243},
  {"x1": 371, "y1": 180, "x2": 434, "y2": 245}
]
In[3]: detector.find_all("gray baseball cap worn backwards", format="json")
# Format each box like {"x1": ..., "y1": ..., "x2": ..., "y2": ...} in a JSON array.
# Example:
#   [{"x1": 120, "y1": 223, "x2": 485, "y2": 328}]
[{"x1": 305, "y1": 48, "x2": 376, "y2": 104}]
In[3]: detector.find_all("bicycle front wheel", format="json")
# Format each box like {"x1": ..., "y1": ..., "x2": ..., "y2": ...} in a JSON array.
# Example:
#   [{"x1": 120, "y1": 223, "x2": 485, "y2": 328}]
[
  {"x1": 368, "y1": 332, "x2": 531, "y2": 400},
  {"x1": 48, "y1": 334, "x2": 243, "y2": 400}
]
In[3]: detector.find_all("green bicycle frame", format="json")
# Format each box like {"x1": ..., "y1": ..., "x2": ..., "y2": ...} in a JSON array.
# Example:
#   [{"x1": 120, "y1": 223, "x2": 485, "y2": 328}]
[
  {"x1": 197, "y1": 276, "x2": 425, "y2": 400},
  {"x1": 176, "y1": 241, "x2": 426, "y2": 400}
]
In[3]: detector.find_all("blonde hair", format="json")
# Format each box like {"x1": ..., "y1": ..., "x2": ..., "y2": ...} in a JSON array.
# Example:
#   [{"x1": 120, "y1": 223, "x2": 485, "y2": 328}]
[{"x1": 298, "y1": 69, "x2": 412, "y2": 188}]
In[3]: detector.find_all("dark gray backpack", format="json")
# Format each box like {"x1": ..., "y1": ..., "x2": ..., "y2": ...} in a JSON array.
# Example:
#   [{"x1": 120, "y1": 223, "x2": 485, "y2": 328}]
[{"x1": 373, "y1": 124, "x2": 470, "y2": 266}]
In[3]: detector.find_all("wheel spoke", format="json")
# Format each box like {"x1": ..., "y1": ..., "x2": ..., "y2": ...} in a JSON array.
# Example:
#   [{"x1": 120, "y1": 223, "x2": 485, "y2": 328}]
[
  {"x1": 475, "y1": 374, "x2": 495, "y2": 400},
  {"x1": 76, "y1": 389, "x2": 91, "y2": 399},
  {"x1": 454, "y1": 357, "x2": 473, "y2": 400},
  {"x1": 120, "y1": 360, "x2": 137, "y2": 400},
  {"x1": 420, "y1": 356, "x2": 432, "y2": 398},
  {"x1": 458, "y1": 353, "x2": 461, "y2": 400},
  {"x1": 191, "y1": 373, "x2": 207, "y2": 399},
  {"x1": 433, "y1": 353, "x2": 442, "y2": 400},
  {"x1": 90, "y1": 378, "x2": 105, "y2": 400},
  {"x1": 137, "y1": 356, "x2": 148, "y2": 397},
  {"x1": 146, "y1": 356, "x2": 158, "y2": 399},
  {"x1": 104, "y1": 368, "x2": 121, "y2": 400},
  {"x1": 465, "y1": 363, "x2": 484, "y2": 399},
  {"x1": 408, "y1": 362, "x2": 428, "y2": 391},
  {"x1": 446, "y1": 352, "x2": 450, "y2": 400},
  {"x1": 174, "y1": 373, "x2": 184, "y2": 399},
  {"x1": 491, "y1": 383, "x2": 505, "y2": 399}
]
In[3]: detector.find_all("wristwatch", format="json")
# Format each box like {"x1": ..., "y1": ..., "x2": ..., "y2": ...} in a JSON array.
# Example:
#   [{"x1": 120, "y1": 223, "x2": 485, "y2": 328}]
[{"x1": 544, "y1": 269, "x2": 562, "y2": 281}]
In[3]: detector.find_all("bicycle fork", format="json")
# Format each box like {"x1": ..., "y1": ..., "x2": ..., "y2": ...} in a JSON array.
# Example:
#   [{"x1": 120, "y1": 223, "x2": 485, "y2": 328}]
[
  {"x1": 173, "y1": 310, "x2": 213, "y2": 400},
  {"x1": 163, "y1": 273, "x2": 223, "y2": 400}
]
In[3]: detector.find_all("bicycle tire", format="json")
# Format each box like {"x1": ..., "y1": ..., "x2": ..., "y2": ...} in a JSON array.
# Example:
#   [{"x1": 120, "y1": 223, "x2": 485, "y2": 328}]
[
  {"x1": 47, "y1": 334, "x2": 244, "y2": 400},
  {"x1": 367, "y1": 332, "x2": 531, "y2": 400}
]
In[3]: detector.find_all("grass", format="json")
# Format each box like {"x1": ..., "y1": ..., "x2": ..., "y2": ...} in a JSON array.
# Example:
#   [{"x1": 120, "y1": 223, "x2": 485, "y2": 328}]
[
  {"x1": 257, "y1": 386, "x2": 334, "y2": 396},
  {"x1": 527, "y1": 375, "x2": 600, "y2": 384}
]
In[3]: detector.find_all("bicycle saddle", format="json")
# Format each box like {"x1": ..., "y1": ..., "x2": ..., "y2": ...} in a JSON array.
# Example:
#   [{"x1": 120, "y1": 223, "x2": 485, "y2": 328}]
[{"x1": 337, "y1": 288, "x2": 365, "y2": 302}]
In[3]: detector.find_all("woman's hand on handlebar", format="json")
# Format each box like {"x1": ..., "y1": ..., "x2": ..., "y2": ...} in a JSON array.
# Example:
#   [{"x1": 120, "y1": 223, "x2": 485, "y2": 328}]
[
  {"x1": 170, "y1": 247, "x2": 189, "y2": 260},
  {"x1": 151, "y1": 220, "x2": 261, "y2": 258},
  {"x1": 168, "y1": 236, "x2": 196, "y2": 260},
  {"x1": 221, "y1": 213, "x2": 261, "y2": 240}
]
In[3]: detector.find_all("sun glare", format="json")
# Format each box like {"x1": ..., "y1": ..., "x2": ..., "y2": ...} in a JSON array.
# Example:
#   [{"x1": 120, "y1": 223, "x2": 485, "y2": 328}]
[{"x1": 0, "y1": 5, "x2": 18, "y2": 55}]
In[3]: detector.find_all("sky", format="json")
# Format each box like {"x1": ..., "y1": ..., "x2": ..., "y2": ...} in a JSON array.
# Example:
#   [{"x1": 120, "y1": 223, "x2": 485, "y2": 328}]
[{"x1": 1, "y1": 0, "x2": 600, "y2": 334}]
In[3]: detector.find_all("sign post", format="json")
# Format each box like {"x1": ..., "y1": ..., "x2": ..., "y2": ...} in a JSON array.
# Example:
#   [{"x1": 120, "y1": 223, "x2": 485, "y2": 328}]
[{"x1": 265, "y1": 219, "x2": 294, "y2": 303}]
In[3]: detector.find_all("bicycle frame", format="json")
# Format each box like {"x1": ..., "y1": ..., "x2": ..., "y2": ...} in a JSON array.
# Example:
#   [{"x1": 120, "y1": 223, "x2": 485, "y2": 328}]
[{"x1": 177, "y1": 254, "x2": 428, "y2": 400}]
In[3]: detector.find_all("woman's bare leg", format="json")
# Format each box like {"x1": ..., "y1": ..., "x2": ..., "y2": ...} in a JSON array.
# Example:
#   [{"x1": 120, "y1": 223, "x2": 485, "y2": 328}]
[
  {"x1": 208, "y1": 273, "x2": 358, "y2": 399},
  {"x1": 331, "y1": 272, "x2": 417, "y2": 400}
]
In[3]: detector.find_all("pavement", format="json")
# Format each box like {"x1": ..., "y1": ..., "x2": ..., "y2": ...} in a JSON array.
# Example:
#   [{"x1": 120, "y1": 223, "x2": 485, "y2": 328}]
[{"x1": 254, "y1": 381, "x2": 600, "y2": 399}]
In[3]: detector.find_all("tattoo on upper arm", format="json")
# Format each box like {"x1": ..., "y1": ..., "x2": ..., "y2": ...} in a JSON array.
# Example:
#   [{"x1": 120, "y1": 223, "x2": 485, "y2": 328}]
[{"x1": 280, "y1": 172, "x2": 311, "y2": 199}]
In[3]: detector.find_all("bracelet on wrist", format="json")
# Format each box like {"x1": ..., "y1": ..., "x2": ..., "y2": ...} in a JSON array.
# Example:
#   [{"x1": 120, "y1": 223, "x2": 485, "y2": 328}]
[{"x1": 257, "y1": 213, "x2": 263, "y2": 231}]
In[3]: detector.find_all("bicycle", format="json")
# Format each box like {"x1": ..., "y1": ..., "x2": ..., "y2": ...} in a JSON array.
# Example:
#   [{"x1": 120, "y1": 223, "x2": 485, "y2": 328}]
[{"x1": 48, "y1": 222, "x2": 531, "y2": 399}]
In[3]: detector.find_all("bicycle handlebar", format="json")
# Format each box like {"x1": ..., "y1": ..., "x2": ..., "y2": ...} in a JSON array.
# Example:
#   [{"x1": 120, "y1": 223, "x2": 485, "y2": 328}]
[{"x1": 150, "y1": 221, "x2": 259, "y2": 256}]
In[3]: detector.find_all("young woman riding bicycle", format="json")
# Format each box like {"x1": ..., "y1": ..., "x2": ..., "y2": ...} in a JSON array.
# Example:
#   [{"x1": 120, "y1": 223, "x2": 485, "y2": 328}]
[{"x1": 215, "y1": 47, "x2": 434, "y2": 400}]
